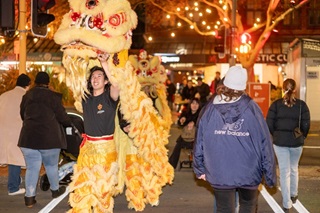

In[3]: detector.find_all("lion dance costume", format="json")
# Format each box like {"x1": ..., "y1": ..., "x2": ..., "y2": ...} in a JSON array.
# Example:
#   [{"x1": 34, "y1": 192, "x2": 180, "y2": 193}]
[{"x1": 54, "y1": 0, "x2": 174, "y2": 212}]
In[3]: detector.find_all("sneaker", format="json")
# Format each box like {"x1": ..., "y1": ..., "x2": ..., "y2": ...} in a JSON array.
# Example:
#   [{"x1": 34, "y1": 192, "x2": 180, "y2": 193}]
[
  {"x1": 8, "y1": 188, "x2": 25, "y2": 196},
  {"x1": 51, "y1": 186, "x2": 66, "y2": 198}
]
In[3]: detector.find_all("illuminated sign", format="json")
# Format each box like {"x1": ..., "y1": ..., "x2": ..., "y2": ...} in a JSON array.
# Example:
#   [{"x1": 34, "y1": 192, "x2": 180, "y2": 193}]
[
  {"x1": 169, "y1": 63, "x2": 193, "y2": 68},
  {"x1": 256, "y1": 54, "x2": 287, "y2": 63},
  {"x1": 157, "y1": 53, "x2": 288, "y2": 64},
  {"x1": 303, "y1": 40, "x2": 320, "y2": 52},
  {"x1": 161, "y1": 56, "x2": 180, "y2": 63}
]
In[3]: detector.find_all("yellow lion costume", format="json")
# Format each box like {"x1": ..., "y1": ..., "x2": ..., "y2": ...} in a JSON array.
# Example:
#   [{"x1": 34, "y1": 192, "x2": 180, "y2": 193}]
[{"x1": 54, "y1": 0, "x2": 174, "y2": 212}]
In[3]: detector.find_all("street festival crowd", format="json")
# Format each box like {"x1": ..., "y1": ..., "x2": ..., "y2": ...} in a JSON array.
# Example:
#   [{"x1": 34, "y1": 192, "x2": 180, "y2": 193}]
[{"x1": 0, "y1": 0, "x2": 310, "y2": 212}]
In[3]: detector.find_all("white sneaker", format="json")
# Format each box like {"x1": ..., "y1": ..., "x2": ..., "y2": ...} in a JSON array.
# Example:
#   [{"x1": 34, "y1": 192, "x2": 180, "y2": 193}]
[{"x1": 8, "y1": 188, "x2": 25, "y2": 196}]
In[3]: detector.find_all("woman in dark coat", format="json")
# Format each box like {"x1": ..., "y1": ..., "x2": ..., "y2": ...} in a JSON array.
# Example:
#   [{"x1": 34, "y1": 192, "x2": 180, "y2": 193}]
[
  {"x1": 18, "y1": 72, "x2": 71, "y2": 207},
  {"x1": 266, "y1": 78, "x2": 310, "y2": 212}
]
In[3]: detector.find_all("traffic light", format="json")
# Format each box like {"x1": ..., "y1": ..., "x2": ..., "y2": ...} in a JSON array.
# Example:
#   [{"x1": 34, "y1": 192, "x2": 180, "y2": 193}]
[
  {"x1": 0, "y1": 0, "x2": 15, "y2": 37},
  {"x1": 214, "y1": 26, "x2": 226, "y2": 53},
  {"x1": 31, "y1": 0, "x2": 56, "y2": 37},
  {"x1": 239, "y1": 33, "x2": 251, "y2": 54}
]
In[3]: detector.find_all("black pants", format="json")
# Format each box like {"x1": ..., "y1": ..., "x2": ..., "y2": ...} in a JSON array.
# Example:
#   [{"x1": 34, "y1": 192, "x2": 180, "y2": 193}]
[
  {"x1": 214, "y1": 188, "x2": 258, "y2": 213},
  {"x1": 169, "y1": 136, "x2": 193, "y2": 168}
]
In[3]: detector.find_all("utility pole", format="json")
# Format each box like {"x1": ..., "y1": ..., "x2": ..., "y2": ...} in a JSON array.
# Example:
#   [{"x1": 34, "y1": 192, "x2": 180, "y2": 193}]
[
  {"x1": 18, "y1": 0, "x2": 27, "y2": 74},
  {"x1": 229, "y1": 0, "x2": 237, "y2": 66}
]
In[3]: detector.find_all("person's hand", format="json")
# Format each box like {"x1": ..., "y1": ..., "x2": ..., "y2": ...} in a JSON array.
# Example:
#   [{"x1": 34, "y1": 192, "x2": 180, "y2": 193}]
[
  {"x1": 97, "y1": 53, "x2": 110, "y2": 62},
  {"x1": 187, "y1": 121, "x2": 195, "y2": 129},
  {"x1": 198, "y1": 174, "x2": 206, "y2": 181},
  {"x1": 123, "y1": 125, "x2": 130, "y2": 133},
  {"x1": 180, "y1": 117, "x2": 186, "y2": 125}
]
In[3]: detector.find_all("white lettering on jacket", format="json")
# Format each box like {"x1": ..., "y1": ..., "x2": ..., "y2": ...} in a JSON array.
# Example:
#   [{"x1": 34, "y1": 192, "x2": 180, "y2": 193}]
[{"x1": 214, "y1": 119, "x2": 250, "y2": 136}]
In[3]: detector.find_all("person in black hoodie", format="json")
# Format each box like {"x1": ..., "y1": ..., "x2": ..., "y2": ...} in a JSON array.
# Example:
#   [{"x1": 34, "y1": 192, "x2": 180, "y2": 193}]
[
  {"x1": 266, "y1": 78, "x2": 310, "y2": 212},
  {"x1": 18, "y1": 72, "x2": 71, "y2": 207},
  {"x1": 169, "y1": 97, "x2": 201, "y2": 169}
]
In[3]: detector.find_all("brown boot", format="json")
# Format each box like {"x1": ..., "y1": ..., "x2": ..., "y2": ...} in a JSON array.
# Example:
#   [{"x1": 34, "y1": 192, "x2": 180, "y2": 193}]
[
  {"x1": 24, "y1": 196, "x2": 36, "y2": 208},
  {"x1": 51, "y1": 186, "x2": 66, "y2": 198}
]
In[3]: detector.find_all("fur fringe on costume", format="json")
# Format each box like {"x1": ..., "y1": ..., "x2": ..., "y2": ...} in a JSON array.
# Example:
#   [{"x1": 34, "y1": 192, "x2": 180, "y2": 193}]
[
  {"x1": 54, "y1": 0, "x2": 173, "y2": 211},
  {"x1": 68, "y1": 138, "x2": 118, "y2": 213},
  {"x1": 109, "y1": 60, "x2": 174, "y2": 211}
]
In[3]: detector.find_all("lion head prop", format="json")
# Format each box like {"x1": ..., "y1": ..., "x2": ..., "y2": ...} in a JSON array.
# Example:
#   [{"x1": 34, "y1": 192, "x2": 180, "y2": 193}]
[
  {"x1": 128, "y1": 49, "x2": 166, "y2": 86},
  {"x1": 128, "y1": 50, "x2": 171, "y2": 129},
  {"x1": 54, "y1": 0, "x2": 137, "y2": 111}
]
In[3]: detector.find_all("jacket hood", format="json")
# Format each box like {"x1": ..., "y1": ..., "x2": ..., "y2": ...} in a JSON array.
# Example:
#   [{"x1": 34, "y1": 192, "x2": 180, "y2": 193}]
[{"x1": 214, "y1": 95, "x2": 251, "y2": 124}]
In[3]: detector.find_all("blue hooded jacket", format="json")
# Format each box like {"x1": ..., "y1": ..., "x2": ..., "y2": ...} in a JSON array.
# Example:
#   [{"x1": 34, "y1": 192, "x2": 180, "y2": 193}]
[{"x1": 193, "y1": 95, "x2": 276, "y2": 189}]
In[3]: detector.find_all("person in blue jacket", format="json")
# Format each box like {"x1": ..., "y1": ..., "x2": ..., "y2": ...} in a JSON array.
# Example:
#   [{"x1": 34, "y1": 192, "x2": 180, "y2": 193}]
[{"x1": 193, "y1": 66, "x2": 277, "y2": 213}]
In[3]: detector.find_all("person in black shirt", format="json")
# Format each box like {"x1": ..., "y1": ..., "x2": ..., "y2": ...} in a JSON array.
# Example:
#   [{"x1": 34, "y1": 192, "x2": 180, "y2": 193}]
[
  {"x1": 194, "y1": 77, "x2": 210, "y2": 107},
  {"x1": 166, "y1": 79, "x2": 176, "y2": 110},
  {"x1": 68, "y1": 54, "x2": 120, "y2": 212},
  {"x1": 181, "y1": 80, "x2": 195, "y2": 101}
]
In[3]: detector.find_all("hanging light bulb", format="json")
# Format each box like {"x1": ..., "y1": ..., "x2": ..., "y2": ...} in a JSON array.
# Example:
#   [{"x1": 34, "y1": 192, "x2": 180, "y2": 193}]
[{"x1": 290, "y1": 0, "x2": 295, "y2": 7}]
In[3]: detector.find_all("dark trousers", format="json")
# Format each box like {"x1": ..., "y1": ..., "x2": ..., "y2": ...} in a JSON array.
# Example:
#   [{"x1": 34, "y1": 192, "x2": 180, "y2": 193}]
[
  {"x1": 214, "y1": 188, "x2": 258, "y2": 213},
  {"x1": 169, "y1": 136, "x2": 193, "y2": 168},
  {"x1": 8, "y1": 165, "x2": 22, "y2": 193}
]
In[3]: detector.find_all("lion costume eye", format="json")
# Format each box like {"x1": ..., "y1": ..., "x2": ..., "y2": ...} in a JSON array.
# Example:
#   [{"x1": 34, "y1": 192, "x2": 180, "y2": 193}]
[
  {"x1": 108, "y1": 13, "x2": 126, "y2": 27},
  {"x1": 86, "y1": 0, "x2": 99, "y2": 9}
]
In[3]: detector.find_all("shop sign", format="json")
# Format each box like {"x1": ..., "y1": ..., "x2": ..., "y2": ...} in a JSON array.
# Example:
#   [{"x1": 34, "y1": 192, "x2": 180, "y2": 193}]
[
  {"x1": 303, "y1": 40, "x2": 320, "y2": 52},
  {"x1": 302, "y1": 40, "x2": 320, "y2": 57},
  {"x1": 256, "y1": 54, "x2": 287, "y2": 63},
  {"x1": 306, "y1": 71, "x2": 319, "y2": 79},
  {"x1": 158, "y1": 53, "x2": 287, "y2": 65},
  {"x1": 306, "y1": 58, "x2": 320, "y2": 66},
  {"x1": 160, "y1": 56, "x2": 180, "y2": 63},
  {"x1": 248, "y1": 83, "x2": 270, "y2": 118},
  {"x1": 27, "y1": 53, "x2": 62, "y2": 61}
]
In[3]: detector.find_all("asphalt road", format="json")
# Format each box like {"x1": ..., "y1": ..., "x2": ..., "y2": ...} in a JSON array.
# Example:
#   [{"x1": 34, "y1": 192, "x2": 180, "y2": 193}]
[{"x1": 0, "y1": 119, "x2": 319, "y2": 213}]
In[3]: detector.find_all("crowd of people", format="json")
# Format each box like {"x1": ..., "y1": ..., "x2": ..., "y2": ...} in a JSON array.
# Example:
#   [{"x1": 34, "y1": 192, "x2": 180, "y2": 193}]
[
  {"x1": 0, "y1": 64, "x2": 310, "y2": 212},
  {"x1": 0, "y1": 72, "x2": 72, "y2": 207},
  {"x1": 166, "y1": 71, "x2": 222, "y2": 111},
  {"x1": 166, "y1": 66, "x2": 310, "y2": 213}
]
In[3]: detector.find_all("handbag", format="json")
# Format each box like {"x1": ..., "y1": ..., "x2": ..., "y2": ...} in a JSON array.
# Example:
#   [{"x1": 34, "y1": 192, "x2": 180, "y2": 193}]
[
  {"x1": 293, "y1": 102, "x2": 303, "y2": 139},
  {"x1": 293, "y1": 127, "x2": 302, "y2": 138},
  {"x1": 181, "y1": 126, "x2": 196, "y2": 142}
]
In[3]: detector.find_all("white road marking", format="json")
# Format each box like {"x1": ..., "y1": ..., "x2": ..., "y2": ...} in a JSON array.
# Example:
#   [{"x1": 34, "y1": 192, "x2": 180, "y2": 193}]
[
  {"x1": 277, "y1": 187, "x2": 310, "y2": 213},
  {"x1": 38, "y1": 186, "x2": 70, "y2": 213},
  {"x1": 260, "y1": 185, "x2": 284, "y2": 212},
  {"x1": 293, "y1": 200, "x2": 310, "y2": 213},
  {"x1": 303, "y1": 146, "x2": 320, "y2": 149}
]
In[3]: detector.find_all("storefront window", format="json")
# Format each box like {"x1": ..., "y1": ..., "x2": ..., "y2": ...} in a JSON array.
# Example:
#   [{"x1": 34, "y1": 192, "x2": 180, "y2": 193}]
[{"x1": 308, "y1": 0, "x2": 320, "y2": 26}]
